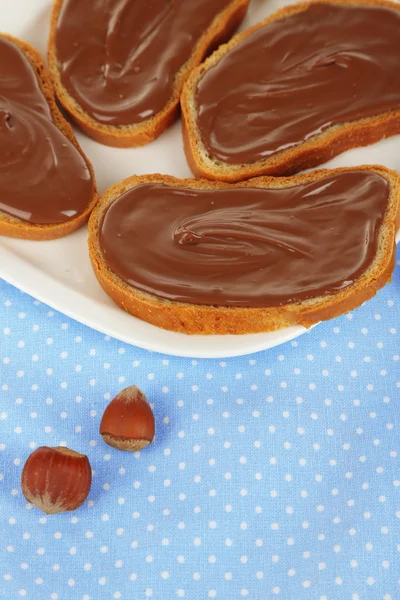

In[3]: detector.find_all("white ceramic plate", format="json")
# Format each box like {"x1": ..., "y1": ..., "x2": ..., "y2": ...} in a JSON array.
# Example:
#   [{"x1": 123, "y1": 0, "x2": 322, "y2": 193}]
[{"x1": 0, "y1": 0, "x2": 399, "y2": 358}]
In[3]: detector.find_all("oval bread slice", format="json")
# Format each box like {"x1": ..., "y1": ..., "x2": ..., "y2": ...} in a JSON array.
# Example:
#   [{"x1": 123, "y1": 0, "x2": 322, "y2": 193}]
[
  {"x1": 181, "y1": 0, "x2": 400, "y2": 182},
  {"x1": 48, "y1": 0, "x2": 249, "y2": 148},
  {"x1": 88, "y1": 167, "x2": 400, "y2": 335},
  {"x1": 0, "y1": 34, "x2": 98, "y2": 241}
]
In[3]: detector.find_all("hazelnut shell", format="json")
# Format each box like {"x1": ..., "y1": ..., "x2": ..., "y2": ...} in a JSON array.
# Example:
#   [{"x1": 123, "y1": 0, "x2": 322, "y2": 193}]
[
  {"x1": 100, "y1": 385, "x2": 155, "y2": 451},
  {"x1": 21, "y1": 446, "x2": 92, "y2": 515}
]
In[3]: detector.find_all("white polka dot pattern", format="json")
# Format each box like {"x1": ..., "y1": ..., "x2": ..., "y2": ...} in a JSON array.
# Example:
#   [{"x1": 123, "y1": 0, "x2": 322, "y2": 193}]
[{"x1": 0, "y1": 250, "x2": 400, "y2": 599}]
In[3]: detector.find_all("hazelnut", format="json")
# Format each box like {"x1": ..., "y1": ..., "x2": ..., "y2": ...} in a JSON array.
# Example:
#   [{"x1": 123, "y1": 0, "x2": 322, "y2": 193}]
[
  {"x1": 100, "y1": 385, "x2": 155, "y2": 451},
  {"x1": 21, "y1": 446, "x2": 92, "y2": 515}
]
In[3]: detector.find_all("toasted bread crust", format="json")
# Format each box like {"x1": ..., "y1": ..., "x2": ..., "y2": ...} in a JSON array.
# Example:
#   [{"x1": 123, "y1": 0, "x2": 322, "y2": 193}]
[
  {"x1": 88, "y1": 167, "x2": 400, "y2": 335},
  {"x1": 0, "y1": 33, "x2": 98, "y2": 241},
  {"x1": 48, "y1": 0, "x2": 249, "y2": 148},
  {"x1": 181, "y1": 0, "x2": 400, "y2": 182}
]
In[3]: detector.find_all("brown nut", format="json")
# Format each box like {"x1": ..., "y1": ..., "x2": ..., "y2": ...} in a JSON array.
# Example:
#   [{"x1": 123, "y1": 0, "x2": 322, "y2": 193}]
[
  {"x1": 21, "y1": 446, "x2": 92, "y2": 515},
  {"x1": 100, "y1": 385, "x2": 155, "y2": 451}
]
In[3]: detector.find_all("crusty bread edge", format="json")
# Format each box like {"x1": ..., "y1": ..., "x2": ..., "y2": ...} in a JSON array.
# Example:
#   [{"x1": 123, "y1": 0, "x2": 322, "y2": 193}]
[
  {"x1": 181, "y1": 0, "x2": 400, "y2": 182},
  {"x1": 47, "y1": 0, "x2": 250, "y2": 148},
  {"x1": 0, "y1": 33, "x2": 98, "y2": 241},
  {"x1": 88, "y1": 166, "x2": 400, "y2": 335}
]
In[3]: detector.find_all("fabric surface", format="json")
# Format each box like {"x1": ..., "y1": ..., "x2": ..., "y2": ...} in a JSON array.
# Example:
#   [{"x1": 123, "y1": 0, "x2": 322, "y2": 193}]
[{"x1": 0, "y1": 250, "x2": 399, "y2": 600}]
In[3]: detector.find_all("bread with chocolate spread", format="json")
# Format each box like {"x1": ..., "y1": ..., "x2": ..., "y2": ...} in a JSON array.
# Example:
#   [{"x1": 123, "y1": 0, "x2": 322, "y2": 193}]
[
  {"x1": 0, "y1": 34, "x2": 97, "y2": 240},
  {"x1": 48, "y1": 0, "x2": 249, "y2": 148},
  {"x1": 88, "y1": 167, "x2": 400, "y2": 335},
  {"x1": 181, "y1": 0, "x2": 400, "y2": 182}
]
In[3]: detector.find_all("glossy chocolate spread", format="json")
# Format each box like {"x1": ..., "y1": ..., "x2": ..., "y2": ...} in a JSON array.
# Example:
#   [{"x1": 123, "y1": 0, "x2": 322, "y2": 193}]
[
  {"x1": 195, "y1": 3, "x2": 400, "y2": 164},
  {"x1": 0, "y1": 37, "x2": 93, "y2": 225},
  {"x1": 55, "y1": 0, "x2": 235, "y2": 126},
  {"x1": 99, "y1": 172, "x2": 389, "y2": 308}
]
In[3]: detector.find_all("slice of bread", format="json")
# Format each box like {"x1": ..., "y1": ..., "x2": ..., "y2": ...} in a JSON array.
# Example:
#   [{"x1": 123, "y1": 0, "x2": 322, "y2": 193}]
[
  {"x1": 181, "y1": 0, "x2": 400, "y2": 182},
  {"x1": 88, "y1": 167, "x2": 400, "y2": 335},
  {"x1": 48, "y1": 0, "x2": 249, "y2": 148},
  {"x1": 0, "y1": 34, "x2": 97, "y2": 241}
]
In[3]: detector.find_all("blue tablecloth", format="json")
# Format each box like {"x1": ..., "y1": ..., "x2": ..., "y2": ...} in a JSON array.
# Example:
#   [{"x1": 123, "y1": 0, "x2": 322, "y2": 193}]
[{"x1": 1, "y1": 249, "x2": 399, "y2": 600}]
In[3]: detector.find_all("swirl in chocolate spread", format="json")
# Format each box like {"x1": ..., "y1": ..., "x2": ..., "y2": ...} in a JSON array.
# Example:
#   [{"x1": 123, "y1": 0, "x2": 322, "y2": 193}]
[
  {"x1": 195, "y1": 3, "x2": 400, "y2": 164},
  {"x1": 0, "y1": 37, "x2": 93, "y2": 225},
  {"x1": 99, "y1": 172, "x2": 389, "y2": 308},
  {"x1": 55, "y1": 0, "x2": 236, "y2": 126}
]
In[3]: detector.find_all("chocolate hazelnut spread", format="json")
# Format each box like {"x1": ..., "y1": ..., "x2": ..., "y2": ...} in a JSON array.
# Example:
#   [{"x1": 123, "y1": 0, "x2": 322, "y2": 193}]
[
  {"x1": 99, "y1": 171, "x2": 389, "y2": 308},
  {"x1": 0, "y1": 37, "x2": 93, "y2": 225},
  {"x1": 55, "y1": 0, "x2": 236, "y2": 126},
  {"x1": 195, "y1": 3, "x2": 400, "y2": 165}
]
